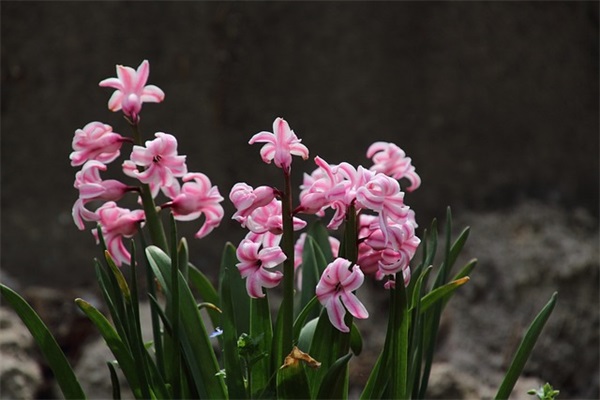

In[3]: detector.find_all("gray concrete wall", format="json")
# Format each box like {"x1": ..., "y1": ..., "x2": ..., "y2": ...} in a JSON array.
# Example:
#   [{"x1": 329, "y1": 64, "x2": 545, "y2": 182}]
[{"x1": 2, "y1": 2, "x2": 598, "y2": 288}]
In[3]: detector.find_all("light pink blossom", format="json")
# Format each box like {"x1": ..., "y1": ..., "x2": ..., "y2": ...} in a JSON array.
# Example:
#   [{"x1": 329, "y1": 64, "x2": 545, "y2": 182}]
[
  {"x1": 297, "y1": 156, "x2": 356, "y2": 229},
  {"x1": 128, "y1": 132, "x2": 187, "y2": 196},
  {"x1": 316, "y1": 258, "x2": 369, "y2": 333},
  {"x1": 244, "y1": 199, "x2": 306, "y2": 235},
  {"x1": 72, "y1": 161, "x2": 135, "y2": 230},
  {"x1": 236, "y1": 239, "x2": 286, "y2": 298},
  {"x1": 367, "y1": 141, "x2": 421, "y2": 192},
  {"x1": 249, "y1": 117, "x2": 309, "y2": 172},
  {"x1": 122, "y1": 160, "x2": 180, "y2": 199},
  {"x1": 70, "y1": 122, "x2": 127, "y2": 167},
  {"x1": 244, "y1": 231, "x2": 282, "y2": 249},
  {"x1": 99, "y1": 60, "x2": 164, "y2": 121},
  {"x1": 161, "y1": 173, "x2": 224, "y2": 238},
  {"x1": 357, "y1": 212, "x2": 419, "y2": 287},
  {"x1": 229, "y1": 183, "x2": 276, "y2": 223},
  {"x1": 93, "y1": 202, "x2": 145, "y2": 266}
]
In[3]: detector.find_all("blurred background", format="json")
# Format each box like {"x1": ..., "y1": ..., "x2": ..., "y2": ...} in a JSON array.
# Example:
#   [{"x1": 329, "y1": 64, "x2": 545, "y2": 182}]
[{"x1": 1, "y1": 2, "x2": 598, "y2": 399}]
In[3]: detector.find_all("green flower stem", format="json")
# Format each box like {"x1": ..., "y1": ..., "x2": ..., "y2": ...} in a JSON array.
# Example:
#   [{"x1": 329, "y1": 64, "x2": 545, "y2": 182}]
[
  {"x1": 130, "y1": 122, "x2": 169, "y2": 252},
  {"x1": 280, "y1": 170, "x2": 295, "y2": 362},
  {"x1": 339, "y1": 203, "x2": 359, "y2": 356},
  {"x1": 344, "y1": 203, "x2": 358, "y2": 263}
]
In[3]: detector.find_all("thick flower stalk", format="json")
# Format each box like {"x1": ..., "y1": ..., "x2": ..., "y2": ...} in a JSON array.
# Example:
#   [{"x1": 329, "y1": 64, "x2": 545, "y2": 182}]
[
  {"x1": 99, "y1": 59, "x2": 165, "y2": 123},
  {"x1": 316, "y1": 258, "x2": 369, "y2": 333}
]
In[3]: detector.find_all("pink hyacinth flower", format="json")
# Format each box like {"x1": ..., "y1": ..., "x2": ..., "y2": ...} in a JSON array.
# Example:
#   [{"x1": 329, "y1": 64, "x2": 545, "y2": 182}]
[
  {"x1": 229, "y1": 183, "x2": 276, "y2": 223},
  {"x1": 249, "y1": 117, "x2": 309, "y2": 173},
  {"x1": 367, "y1": 141, "x2": 421, "y2": 192},
  {"x1": 129, "y1": 132, "x2": 187, "y2": 195},
  {"x1": 316, "y1": 258, "x2": 369, "y2": 333},
  {"x1": 162, "y1": 173, "x2": 225, "y2": 239},
  {"x1": 236, "y1": 239, "x2": 286, "y2": 298},
  {"x1": 357, "y1": 212, "x2": 419, "y2": 286},
  {"x1": 93, "y1": 202, "x2": 145, "y2": 266},
  {"x1": 245, "y1": 230, "x2": 282, "y2": 249},
  {"x1": 72, "y1": 161, "x2": 135, "y2": 230},
  {"x1": 99, "y1": 60, "x2": 165, "y2": 121},
  {"x1": 244, "y1": 199, "x2": 307, "y2": 235},
  {"x1": 70, "y1": 122, "x2": 126, "y2": 167}
]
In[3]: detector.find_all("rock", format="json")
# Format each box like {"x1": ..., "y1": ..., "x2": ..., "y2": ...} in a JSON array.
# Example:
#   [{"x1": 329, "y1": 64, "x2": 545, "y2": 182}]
[
  {"x1": 0, "y1": 307, "x2": 43, "y2": 399},
  {"x1": 438, "y1": 201, "x2": 599, "y2": 399},
  {"x1": 70, "y1": 336, "x2": 134, "y2": 400},
  {"x1": 426, "y1": 362, "x2": 481, "y2": 399}
]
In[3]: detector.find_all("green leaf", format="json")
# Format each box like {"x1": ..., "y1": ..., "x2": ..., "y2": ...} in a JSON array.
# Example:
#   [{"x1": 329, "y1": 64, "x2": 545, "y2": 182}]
[
  {"x1": 0, "y1": 284, "x2": 86, "y2": 400},
  {"x1": 419, "y1": 276, "x2": 470, "y2": 313},
  {"x1": 495, "y1": 292, "x2": 558, "y2": 400},
  {"x1": 407, "y1": 266, "x2": 433, "y2": 398},
  {"x1": 188, "y1": 263, "x2": 220, "y2": 329},
  {"x1": 307, "y1": 309, "x2": 350, "y2": 399},
  {"x1": 293, "y1": 296, "x2": 320, "y2": 344},
  {"x1": 75, "y1": 298, "x2": 143, "y2": 399},
  {"x1": 105, "y1": 250, "x2": 131, "y2": 301},
  {"x1": 107, "y1": 361, "x2": 121, "y2": 400},
  {"x1": 299, "y1": 236, "x2": 327, "y2": 320},
  {"x1": 250, "y1": 295, "x2": 274, "y2": 398},
  {"x1": 146, "y1": 245, "x2": 227, "y2": 399},
  {"x1": 219, "y1": 242, "x2": 250, "y2": 337},
  {"x1": 297, "y1": 317, "x2": 319, "y2": 353},
  {"x1": 445, "y1": 226, "x2": 470, "y2": 277},
  {"x1": 316, "y1": 353, "x2": 352, "y2": 400},
  {"x1": 349, "y1": 322, "x2": 363, "y2": 356},
  {"x1": 219, "y1": 243, "x2": 248, "y2": 399},
  {"x1": 307, "y1": 220, "x2": 335, "y2": 263}
]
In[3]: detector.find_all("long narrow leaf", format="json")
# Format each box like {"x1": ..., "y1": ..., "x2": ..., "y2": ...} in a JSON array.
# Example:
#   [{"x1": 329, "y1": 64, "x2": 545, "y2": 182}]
[
  {"x1": 188, "y1": 263, "x2": 220, "y2": 329},
  {"x1": 446, "y1": 226, "x2": 470, "y2": 276},
  {"x1": 75, "y1": 298, "x2": 143, "y2": 399},
  {"x1": 299, "y1": 236, "x2": 327, "y2": 319},
  {"x1": 250, "y1": 295, "x2": 274, "y2": 398},
  {"x1": 494, "y1": 292, "x2": 558, "y2": 400},
  {"x1": 0, "y1": 284, "x2": 86, "y2": 400},
  {"x1": 146, "y1": 245, "x2": 227, "y2": 399},
  {"x1": 316, "y1": 353, "x2": 352, "y2": 400},
  {"x1": 419, "y1": 277, "x2": 470, "y2": 313},
  {"x1": 219, "y1": 252, "x2": 248, "y2": 399},
  {"x1": 107, "y1": 361, "x2": 122, "y2": 400}
]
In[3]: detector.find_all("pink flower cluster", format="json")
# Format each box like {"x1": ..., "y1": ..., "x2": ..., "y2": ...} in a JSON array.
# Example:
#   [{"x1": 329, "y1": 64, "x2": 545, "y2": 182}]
[
  {"x1": 232, "y1": 117, "x2": 421, "y2": 332},
  {"x1": 230, "y1": 181, "x2": 307, "y2": 297},
  {"x1": 296, "y1": 143, "x2": 421, "y2": 288},
  {"x1": 70, "y1": 61, "x2": 224, "y2": 265}
]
